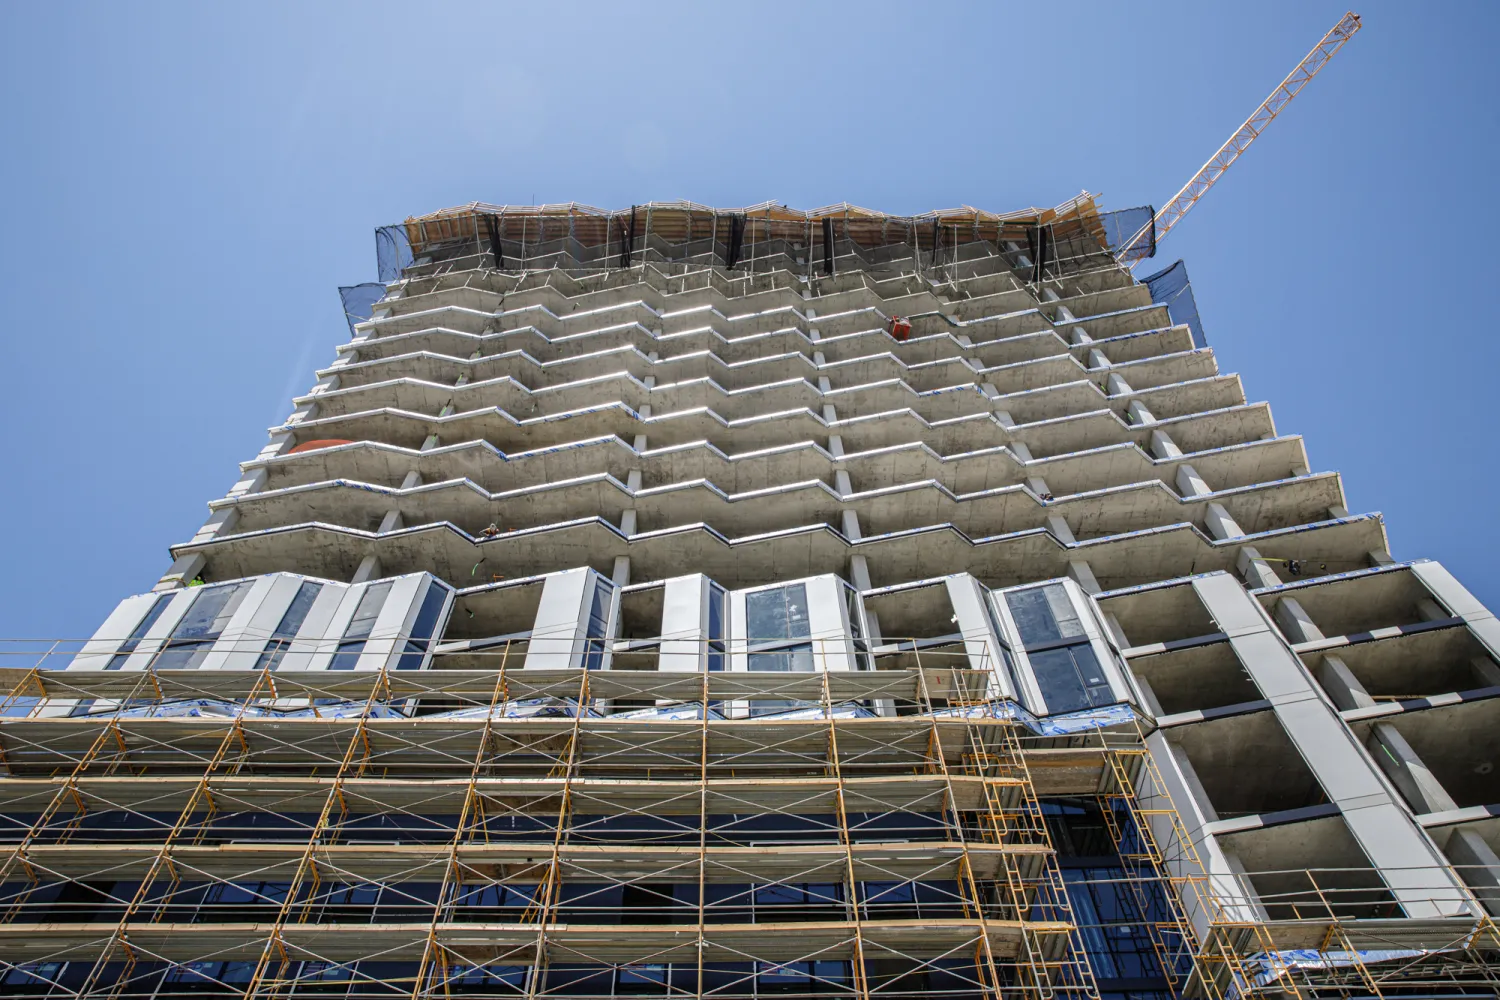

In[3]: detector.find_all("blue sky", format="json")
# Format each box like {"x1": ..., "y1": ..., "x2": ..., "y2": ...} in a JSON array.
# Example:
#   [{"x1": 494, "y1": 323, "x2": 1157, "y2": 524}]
[{"x1": 1, "y1": 1, "x2": 1496, "y2": 639}]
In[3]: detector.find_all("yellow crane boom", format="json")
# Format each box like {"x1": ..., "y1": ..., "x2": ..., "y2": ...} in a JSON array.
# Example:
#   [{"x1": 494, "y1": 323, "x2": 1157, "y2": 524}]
[{"x1": 1118, "y1": 10, "x2": 1362, "y2": 265}]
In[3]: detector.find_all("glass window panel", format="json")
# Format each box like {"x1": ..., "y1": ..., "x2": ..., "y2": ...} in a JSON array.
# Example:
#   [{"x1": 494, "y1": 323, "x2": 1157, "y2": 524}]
[
  {"x1": 707, "y1": 586, "x2": 725, "y2": 642},
  {"x1": 256, "y1": 581, "x2": 324, "y2": 671},
  {"x1": 747, "y1": 644, "x2": 813, "y2": 673},
  {"x1": 1030, "y1": 645, "x2": 1114, "y2": 715},
  {"x1": 343, "y1": 582, "x2": 393, "y2": 641},
  {"x1": 106, "y1": 595, "x2": 172, "y2": 670},
  {"x1": 152, "y1": 581, "x2": 256, "y2": 669},
  {"x1": 396, "y1": 583, "x2": 450, "y2": 671},
  {"x1": 745, "y1": 584, "x2": 810, "y2": 643},
  {"x1": 171, "y1": 582, "x2": 254, "y2": 641},
  {"x1": 272, "y1": 582, "x2": 323, "y2": 640},
  {"x1": 1006, "y1": 583, "x2": 1086, "y2": 647}
]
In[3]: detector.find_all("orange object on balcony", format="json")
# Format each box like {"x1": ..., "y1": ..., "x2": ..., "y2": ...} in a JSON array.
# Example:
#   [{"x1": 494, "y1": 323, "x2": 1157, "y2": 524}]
[
  {"x1": 889, "y1": 316, "x2": 911, "y2": 341},
  {"x1": 287, "y1": 439, "x2": 355, "y2": 454}
]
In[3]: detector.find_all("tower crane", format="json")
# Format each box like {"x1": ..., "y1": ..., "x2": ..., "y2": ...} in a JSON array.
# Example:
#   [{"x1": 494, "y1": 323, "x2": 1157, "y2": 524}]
[{"x1": 1117, "y1": 10, "x2": 1362, "y2": 266}]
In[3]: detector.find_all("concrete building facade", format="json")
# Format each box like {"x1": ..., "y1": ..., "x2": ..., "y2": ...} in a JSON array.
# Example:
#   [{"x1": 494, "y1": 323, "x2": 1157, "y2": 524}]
[{"x1": 2, "y1": 197, "x2": 1497, "y2": 997}]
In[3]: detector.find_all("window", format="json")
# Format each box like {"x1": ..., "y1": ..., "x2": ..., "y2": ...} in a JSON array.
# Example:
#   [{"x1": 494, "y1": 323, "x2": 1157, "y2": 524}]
[
  {"x1": 745, "y1": 583, "x2": 814, "y2": 673},
  {"x1": 150, "y1": 581, "x2": 255, "y2": 670},
  {"x1": 844, "y1": 583, "x2": 873, "y2": 671},
  {"x1": 330, "y1": 582, "x2": 392, "y2": 670},
  {"x1": 583, "y1": 577, "x2": 615, "y2": 671},
  {"x1": 396, "y1": 582, "x2": 450, "y2": 671},
  {"x1": 745, "y1": 584, "x2": 810, "y2": 643},
  {"x1": 106, "y1": 595, "x2": 173, "y2": 670},
  {"x1": 1004, "y1": 583, "x2": 1115, "y2": 714},
  {"x1": 255, "y1": 581, "x2": 324, "y2": 670},
  {"x1": 706, "y1": 584, "x2": 726, "y2": 672}
]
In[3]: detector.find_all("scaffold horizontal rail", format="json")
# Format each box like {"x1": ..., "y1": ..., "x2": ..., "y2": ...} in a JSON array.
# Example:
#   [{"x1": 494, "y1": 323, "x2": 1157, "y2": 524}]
[{"x1": 0, "y1": 917, "x2": 1076, "y2": 964}]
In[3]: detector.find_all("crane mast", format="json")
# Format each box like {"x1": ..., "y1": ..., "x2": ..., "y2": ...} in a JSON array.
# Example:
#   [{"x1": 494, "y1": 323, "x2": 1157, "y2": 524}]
[{"x1": 1117, "y1": 10, "x2": 1362, "y2": 266}]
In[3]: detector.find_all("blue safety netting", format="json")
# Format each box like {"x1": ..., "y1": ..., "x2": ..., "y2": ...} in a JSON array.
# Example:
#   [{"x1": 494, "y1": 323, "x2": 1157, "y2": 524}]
[
  {"x1": 375, "y1": 223, "x2": 414, "y2": 282},
  {"x1": 338, "y1": 282, "x2": 386, "y2": 336},
  {"x1": 1142, "y1": 259, "x2": 1206, "y2": 348},
  {"x1": 1098, "y1": 205, "x2": 1155, "y2": 262}
]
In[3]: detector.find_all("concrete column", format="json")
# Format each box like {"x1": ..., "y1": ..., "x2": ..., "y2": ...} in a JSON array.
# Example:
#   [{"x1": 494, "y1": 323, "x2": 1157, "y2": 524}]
[
  {"x1": 1149, "y1": 429, "x2": 1184, "y2": 460},
  {"x1": 1237, "y1": 547, "x2": 1283, "y2": 589},
  {"x1": 229, "y1": 467, "x2": 270, "y2": 498},
  {"x1": 840, "y1": 510, "x2": 862, "y2": 541},
  {"x1": 1067, "y1": 559, "x2": 1102, "y2": 595},
  {"x1": 153, "y1": 553, "x2": 207, "y2": 593},
  {"x1": 1445, "y1": 828, "x2": 1500, "y2": 916},
  {"x1": 620, "y1": 469, "x2": 642, "y2": 537},
  {"x1": 1041, "y1": 288, "x2": 1061, "y2": 303},
  {"x1": 189, "y1": 507, "x2": 240, "y2": 545},
  {"x1": 993, "y1": 409, "x2": 1016, "y2": 429},
  {"x1": 1046, "y1": 516, "x2": 1076, "y2": 545},
  {"x1": 1316, "y1": 655, "x2": 1376, "y2": 711},
  {"x1": 351, "y1": 555, "x2": 382, "y2": 584},
  {"x1": 1010, "y1": 440, "x2": 1034, "y2": 463},
  {"x1": 612, "y1": 557, "x2": 631, "y2": 587},
  {"x1": 1189, "y1": 573, "x2": 1473, "y2": 918},
  {"x1": 421, "y1": 433, "x2": 440, "y2": 451},
  {"x1": 1367, "y1": 722, "x2": 1460, "y2": 815},
  {"x1": 1175, "y1": 464, "x2": 1212, "y2": 498},
  {"x1": 1411, "y1": 561, "x2": 1500, "y2": 661},
  {"x1": 827, "y1": 435, "x2": 845, "y2": 458},
  {"x1": 378, "y1": 468, "x2": 418, "y2": 534},
  {"x1": 1203, "y1": 502, "x2": 1246, "y2": 540},
  {"x1": 1106, "y1": 373, "x2": 1132, "y2": 396},
  {"x1": 834, "y1": 469, "x2": 853, "y2": 496},
  {"x1": 817, "y1": 375, "x2": 832, "y2": 394},
  {"x1": 1417, "y1": 598, "x2": 1450, "y2": 622},
  {"x1": 1126, "y1": 400, "x2": 1157, "y2": 425},
  {"x1": 1070, "y1": 328, "x2": 1093, "y2": 346},
  {"x1": 1087, "y1": 348, "x2": 1111, "y2": 371},
  {"x1": 1141, "y1": 731, "x2": 1268, "y2": 936},
  {"x1": 286, "y1": 400, "x2": 319, "y2": 425},
  {"x1": 1025, "y1": 477, "x2": 1052, "y2": 499},
  {"x1": 1471, "y1": 656, "x2": 1500, "y2": 687},
  {"x1": 1274, "y1": 597, "x2": 1325, "y2": 644}
]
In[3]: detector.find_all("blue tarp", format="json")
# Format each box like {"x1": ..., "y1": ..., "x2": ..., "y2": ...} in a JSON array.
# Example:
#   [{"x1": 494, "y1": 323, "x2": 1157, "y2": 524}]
[
  {"x1": 1142, "y1": 259, "x2": 1207, "y2": 348},
  {"x1": 338, "y1": 282, "x2": 386, "y2": 337},
  {"x1": 1098, "y1": 205, "x2": 1156, "y2": 262}
]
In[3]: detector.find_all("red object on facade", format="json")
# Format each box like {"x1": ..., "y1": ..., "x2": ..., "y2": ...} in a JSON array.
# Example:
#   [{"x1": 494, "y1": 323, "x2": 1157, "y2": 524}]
[
  {"x1": 287, "y1": 439, "x2": 355, "y2": 454},
  {"x1": 889, "y1": 316, "x2": 911, "y2": 341}
]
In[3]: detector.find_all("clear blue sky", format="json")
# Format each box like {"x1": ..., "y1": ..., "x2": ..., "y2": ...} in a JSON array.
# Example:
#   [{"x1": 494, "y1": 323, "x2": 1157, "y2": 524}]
[{"x1": 1, "y1": 2, "x2": 1495, "y2": 640}]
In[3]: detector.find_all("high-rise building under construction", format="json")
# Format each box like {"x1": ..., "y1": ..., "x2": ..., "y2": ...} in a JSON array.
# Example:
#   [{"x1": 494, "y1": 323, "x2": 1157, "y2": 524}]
[{"x1": 3, "y1": 197, "x2": 1498, "y2": 998}]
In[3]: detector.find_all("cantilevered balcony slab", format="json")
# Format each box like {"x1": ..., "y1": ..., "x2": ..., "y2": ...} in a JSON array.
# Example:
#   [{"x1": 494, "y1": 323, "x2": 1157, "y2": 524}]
[{"x1": 172, "y1": 509, "x2": 1386, "y2": 595}]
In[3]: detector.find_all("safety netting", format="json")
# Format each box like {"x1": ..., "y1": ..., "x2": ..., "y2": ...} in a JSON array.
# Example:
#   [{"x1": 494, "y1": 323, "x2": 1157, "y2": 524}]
[
  {"x1": 1096, "y1": 204, "x2": 1156, "y2": 262},
  {"x1": 1142, "y1": 258, "x2": 1206, "y2": 348},
  {"x1": 337, "y1": 282, "x2": 387, "y2": 336},
  {"x1": 375, "y1": 223, "x2": 414, "y2": 283}
]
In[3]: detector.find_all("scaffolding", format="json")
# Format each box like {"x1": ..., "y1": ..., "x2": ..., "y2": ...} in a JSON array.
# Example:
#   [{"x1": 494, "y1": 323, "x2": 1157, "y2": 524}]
[
  {"x1": 0, "y1": 642, "x2": 1493, "y2": 998},
  {"x1": 375, "y1": 195, "x2": 1152, "y2": 289}
]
